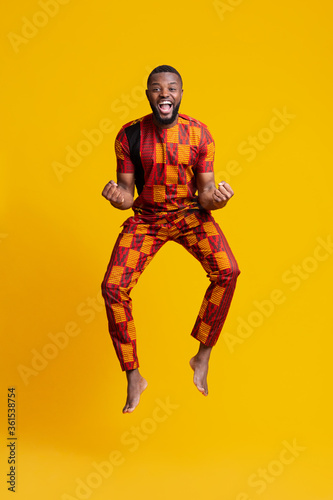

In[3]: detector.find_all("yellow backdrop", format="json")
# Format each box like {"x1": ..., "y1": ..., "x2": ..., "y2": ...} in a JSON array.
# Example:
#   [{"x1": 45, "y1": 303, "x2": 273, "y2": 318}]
[{"x1": 1, "y1": 1, "x2": 332, "y2": 499}]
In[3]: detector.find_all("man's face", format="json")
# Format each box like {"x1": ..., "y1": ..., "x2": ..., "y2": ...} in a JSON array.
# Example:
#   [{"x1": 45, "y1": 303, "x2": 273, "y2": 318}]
[{"x1": 146, "y1": 72, "x2": 183, "y2": 128}]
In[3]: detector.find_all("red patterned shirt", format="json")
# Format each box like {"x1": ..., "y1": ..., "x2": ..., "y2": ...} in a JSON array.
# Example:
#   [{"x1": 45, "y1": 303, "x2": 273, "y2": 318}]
[{"x1": 115, "y1": 113, "x2": 215, "y2": 215}]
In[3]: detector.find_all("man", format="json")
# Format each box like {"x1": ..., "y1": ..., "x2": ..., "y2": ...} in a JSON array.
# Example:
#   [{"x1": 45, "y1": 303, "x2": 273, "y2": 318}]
[{"x1": 101, "y1": 65, "x2": 240, "y2": 413}]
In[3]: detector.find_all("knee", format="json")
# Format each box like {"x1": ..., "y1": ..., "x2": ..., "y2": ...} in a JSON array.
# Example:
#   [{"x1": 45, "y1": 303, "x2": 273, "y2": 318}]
[
  {"x1": 231, "y1": 263, "x2": 241, "y2": 281},
  {"x1": 101, "y1": 279, "x2": 107, "y2": 301},
  {"x1": 211, "y1": 262, "x2": 240, "y2": 286},
  {"x1": 101, "y1": 277, "x2": 119, "y2": 301},
  {"x1": 102, "y1": 278, "x2": 131, "y2": 305},
  {"x1": 226, "y1": 262, "x2": 240, "y2": 284}
]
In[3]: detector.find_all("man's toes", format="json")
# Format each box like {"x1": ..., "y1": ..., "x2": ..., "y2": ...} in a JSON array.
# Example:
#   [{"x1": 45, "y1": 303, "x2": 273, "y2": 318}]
[
  {"x1": 123, "y1": 404, "x2": 133, "y2": 413},
  {"x1": 198, "y1": 385, "x2": 207, "y2": 396},
  {"x1": 123, "y1": 399, "x2": 138, "y2": 413}
]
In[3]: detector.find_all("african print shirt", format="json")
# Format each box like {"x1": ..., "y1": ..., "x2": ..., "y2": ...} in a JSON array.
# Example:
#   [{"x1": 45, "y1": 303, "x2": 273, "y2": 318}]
[{"x1": 115, "y1": 113, "x2": 215, "y2": 215}]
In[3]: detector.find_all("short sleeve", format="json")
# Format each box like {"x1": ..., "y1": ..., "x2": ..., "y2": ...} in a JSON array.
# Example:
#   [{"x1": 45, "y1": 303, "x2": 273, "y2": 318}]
[
  {"x1": 115, "y1": 127, "x2": 135, "y2": 174},
  {"x1": 196, "y1": 126, "x2": 215, "y2": 173}
]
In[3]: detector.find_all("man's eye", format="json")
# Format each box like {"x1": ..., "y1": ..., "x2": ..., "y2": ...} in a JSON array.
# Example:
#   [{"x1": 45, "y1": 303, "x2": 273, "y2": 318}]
[
  {"x1": 153, "y1": 88, "x2": 160, "y2": 91},
  {"x1": 170, "y1": 88, "x2": 176, "y2": 91}
]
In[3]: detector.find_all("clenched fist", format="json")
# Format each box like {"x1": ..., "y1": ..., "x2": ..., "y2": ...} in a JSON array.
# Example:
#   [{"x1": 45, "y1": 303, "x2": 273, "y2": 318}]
[
  {"x1": 212, "y1": 181, "x2": 234, "y2": 208},
  {"x1": 102, "y1": 180, "x2": 125, "y2": 207}
]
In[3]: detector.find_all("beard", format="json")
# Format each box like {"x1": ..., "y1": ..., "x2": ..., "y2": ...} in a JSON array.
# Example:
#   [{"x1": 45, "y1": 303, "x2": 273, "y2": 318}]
[{"x1": 149, "y1": 100, "x2": 181, "y2": 126}]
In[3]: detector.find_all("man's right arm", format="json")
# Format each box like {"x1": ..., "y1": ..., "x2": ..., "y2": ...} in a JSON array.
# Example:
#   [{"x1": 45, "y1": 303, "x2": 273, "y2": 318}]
[{"x1": 101, "y1": 172, "x2": 135, "y2": 210}]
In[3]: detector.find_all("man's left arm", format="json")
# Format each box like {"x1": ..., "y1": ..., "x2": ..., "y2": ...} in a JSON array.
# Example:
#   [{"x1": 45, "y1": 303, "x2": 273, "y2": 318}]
[{"x1": 197, "y1": 172, "x2": 234, "y2": 211}]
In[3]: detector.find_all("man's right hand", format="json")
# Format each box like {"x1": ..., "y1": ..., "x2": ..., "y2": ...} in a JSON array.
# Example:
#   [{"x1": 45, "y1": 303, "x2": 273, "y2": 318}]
[{"x1": 102, "y1": 180, "x2": 125, "y2": 207}]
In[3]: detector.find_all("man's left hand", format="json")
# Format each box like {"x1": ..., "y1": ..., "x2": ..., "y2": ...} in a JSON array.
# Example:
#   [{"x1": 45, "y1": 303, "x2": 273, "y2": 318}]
[{"x1": 212, "y1": 181, "x2": 234, "y2": 208}]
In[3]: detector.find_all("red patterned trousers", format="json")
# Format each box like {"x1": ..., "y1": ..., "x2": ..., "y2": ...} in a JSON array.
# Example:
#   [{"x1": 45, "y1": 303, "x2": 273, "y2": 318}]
[{"x1": 101, "y1": 209, "x2": 240, "y2": 371}]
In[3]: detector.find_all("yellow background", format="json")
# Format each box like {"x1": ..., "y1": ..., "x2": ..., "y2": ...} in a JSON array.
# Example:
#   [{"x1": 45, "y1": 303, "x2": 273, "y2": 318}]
[{"x1": 1, "y1": 0, "x2": 332, "y2": 499}]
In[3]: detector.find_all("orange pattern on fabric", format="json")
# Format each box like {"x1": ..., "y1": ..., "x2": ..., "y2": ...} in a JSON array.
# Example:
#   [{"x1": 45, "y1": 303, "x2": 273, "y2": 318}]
[
  {"x1": 127, "y1": 320, "x2": 136, "y2": 341},
  {"x1": 140, "y1": 235, "x2": 155, "y2": 255},
  {"x1": 177, "y1": 185, "x2": 188, "y2": 198},
  {"x1": 197, "y1": 322, "x2": 211, "y2": 343},
  {"x1": 111, "y1": 304, "x2": 127, "y2": 323},
  {"x1": 135, "y1": 225, "x2": 149, "y2": 235},
  {"x1": 210, "y1": 285, "x2": 226, "y2": 306},
  {"x1": 121, "y1": 343, "x2": 135, "y2": 363},
  {"x1": 203, "y1": 221, "x2": 219, "y2": 236},
  {"x1": 166, "y1": 164, "x2": 179, "y2": 184},
  {"x1": 198, "y1": 238, "x2": 212, "y2": 257},
  {"x1": 126, "y1": 249, "x2": 140, "y2": 269},
  {"x1": 185, "y1": 213, "x2": 199, "y2": 228},
  {"x1": 178, "y1": 144, "x2": 190, "y2": 164},
  {"x1": 153, "y1": 185, "x2": 166, "y2": 203},
  {"x1": 155, "y1": 143, "x2": 166, "y2": 163},
  {"x1": 107, "y1": 266, "x2": 124, "y2": 285},
  {"x1": 186, "y1": 233, "x2": 198, "y2": 246},
  {"x1": 215, "y1": 251, "x2": 231, "y2": 270},
  {"x1": 119, "y1": 234, "x2": 133, "y2": 247},
  {"x1": 167, "y1": 125, "x2": 179, "y2": 143}
]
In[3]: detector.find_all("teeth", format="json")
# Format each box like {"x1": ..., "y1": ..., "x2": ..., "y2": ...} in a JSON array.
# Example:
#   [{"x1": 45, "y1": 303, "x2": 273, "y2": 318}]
[{"x1": 159, "y1": 101, "x2": 172, "y2": 105}]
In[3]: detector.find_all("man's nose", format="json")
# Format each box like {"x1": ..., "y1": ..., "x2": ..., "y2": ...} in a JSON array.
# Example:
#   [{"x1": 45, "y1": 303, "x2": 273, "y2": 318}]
[{"x1": 159, "y1": 87, "x2": 169, "y2": 97}]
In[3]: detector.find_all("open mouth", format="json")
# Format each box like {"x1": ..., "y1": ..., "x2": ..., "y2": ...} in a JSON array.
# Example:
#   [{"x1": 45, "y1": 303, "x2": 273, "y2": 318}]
[{"x1": 158, "y1": 100, "x2": 173, "y2": 115}]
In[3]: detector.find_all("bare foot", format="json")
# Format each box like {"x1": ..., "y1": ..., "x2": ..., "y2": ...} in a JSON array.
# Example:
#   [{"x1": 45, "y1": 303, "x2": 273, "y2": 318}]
[
  {"x1": 189, "y1": 344, "x2": 212, "y2": 396},
  {"x1": 122, "y1": 369, "x2": 148, "y2": 414}
]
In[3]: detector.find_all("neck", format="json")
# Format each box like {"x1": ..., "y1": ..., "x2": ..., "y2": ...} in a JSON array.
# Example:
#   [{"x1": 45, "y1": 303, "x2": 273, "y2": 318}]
[{"x1": 152, "y1": 114, "x2": 179, "y2": 129}]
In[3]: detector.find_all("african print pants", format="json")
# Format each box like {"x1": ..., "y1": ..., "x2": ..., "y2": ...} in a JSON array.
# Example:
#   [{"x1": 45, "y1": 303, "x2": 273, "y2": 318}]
[{"x1": 101, "y1": 209, "x2": 240, "y2": 371}]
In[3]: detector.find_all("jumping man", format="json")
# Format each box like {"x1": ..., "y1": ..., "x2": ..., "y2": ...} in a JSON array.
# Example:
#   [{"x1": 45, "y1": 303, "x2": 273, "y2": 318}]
[{"x1": 101, "y1": 65, "x2": 240, "y2": 413}]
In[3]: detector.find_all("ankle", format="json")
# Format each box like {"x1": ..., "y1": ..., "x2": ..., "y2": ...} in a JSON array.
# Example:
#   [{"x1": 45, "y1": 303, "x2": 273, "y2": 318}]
[
  {"x1": 126, "y1": 368, "x2": 140, "y2": 381},
  {"x1": 196, "y1": 344, "x2": 212, "y2": 361}
]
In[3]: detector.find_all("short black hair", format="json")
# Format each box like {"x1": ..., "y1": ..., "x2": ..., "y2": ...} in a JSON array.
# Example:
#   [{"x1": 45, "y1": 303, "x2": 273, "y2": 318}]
[{"x1": 147, "y1": 65, "x2": 183, "y2": 87}]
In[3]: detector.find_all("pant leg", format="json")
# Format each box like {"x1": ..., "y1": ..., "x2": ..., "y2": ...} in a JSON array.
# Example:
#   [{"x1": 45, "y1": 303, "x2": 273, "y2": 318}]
[
  {"x1": 173, "y1": 210, "x2": 240, "y2": 346},
  {"x1": 101, "y1": 218, "x2": 166, "y2": 371}
]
